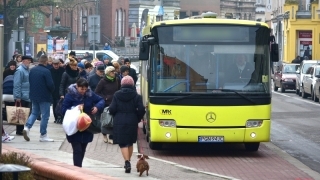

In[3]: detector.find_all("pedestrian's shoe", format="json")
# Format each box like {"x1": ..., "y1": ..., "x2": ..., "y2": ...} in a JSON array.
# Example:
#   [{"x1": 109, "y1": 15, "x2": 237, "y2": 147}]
[
  {"x1": 23, "y1": 126, "x2": 30, "y2": 141},
  {"x1": 56, "y1": 118, "x2": 63, "y2": 124},
  {"x1": 124, "y1": 160, "x2": 131, "y2": 173},
  {"x1": 103, "y1": 135, "x2": 108, "y2": 143},
  {"x1": 2, "y1": 133, "x2": 15, "y2": 142},
  {"x1": 39, "y1": 134, "x2": 54, "y2": 142},
  {"x1": 107, "y1": 134, "x2": 113, "y2": 144}
]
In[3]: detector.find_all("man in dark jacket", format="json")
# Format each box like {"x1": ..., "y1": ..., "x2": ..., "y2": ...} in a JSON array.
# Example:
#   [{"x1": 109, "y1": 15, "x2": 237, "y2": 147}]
[
  {"x1": 23, "y1": 55, "x2": 55, "y2": 142},
  {"x1": 50, "y1": 59, "x2": 65, "y2": 123},
  {"x1": 88, "y1": 65, "x2": 104, "y2": 91},
  {"x1": 124, "y1": 58, "x2": 138, "y2": 85}
]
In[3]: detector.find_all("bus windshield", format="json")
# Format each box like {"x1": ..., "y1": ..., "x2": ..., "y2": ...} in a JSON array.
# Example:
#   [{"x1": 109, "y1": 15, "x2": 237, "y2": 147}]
[{"x1": 149, "y1": 25, "x2": 270, "y2": 94}]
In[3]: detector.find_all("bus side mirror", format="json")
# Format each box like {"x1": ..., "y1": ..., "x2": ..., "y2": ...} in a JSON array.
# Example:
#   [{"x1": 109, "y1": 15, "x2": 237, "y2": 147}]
[
  {"x1": 139, "y1": 39, "x2": 149, "y2": 60},
  {"x1": 270, "y1": 43, "x2": 279, "y2": 62}
]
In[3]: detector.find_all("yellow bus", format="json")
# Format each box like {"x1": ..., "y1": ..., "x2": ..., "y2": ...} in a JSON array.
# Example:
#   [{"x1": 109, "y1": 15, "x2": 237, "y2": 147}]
[{"x1": 139, "y1": 12, "x2": 279, "y2": 151}]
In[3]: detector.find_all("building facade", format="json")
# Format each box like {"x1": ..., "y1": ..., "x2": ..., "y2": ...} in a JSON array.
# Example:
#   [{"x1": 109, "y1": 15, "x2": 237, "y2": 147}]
[
  {"x1": 179, "y1": 0, "x2": 220, "y2": 18},
  {"x1": 255, "y1": 0, "x2": 266, "y2": 22},
  {"x1": 220, "y1": 0, "x2": 256, "y2": 20},
  {"x1": 266, "y1": 0, "x2": 319, "y2": 62}
]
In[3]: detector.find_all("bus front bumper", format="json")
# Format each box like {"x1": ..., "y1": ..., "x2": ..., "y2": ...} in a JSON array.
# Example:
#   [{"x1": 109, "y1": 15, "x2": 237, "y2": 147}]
[{"x1": 149, "y1": 120, "x2": 270, "y2": 143}]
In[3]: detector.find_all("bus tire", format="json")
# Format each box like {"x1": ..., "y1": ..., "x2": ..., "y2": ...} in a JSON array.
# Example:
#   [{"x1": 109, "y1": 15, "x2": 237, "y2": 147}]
[
  {"x1": 149, "y1": 141, "x2": 162, "y2": 150},
  {"x1": 244, "y1": 142, "x2": 260, "y2": 151}
]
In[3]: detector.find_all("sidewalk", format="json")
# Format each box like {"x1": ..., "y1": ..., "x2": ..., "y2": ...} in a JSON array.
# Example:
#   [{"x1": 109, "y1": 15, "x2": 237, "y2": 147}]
[{"x1": 3, "y1": 112, "x2": 228, "y2": 180}]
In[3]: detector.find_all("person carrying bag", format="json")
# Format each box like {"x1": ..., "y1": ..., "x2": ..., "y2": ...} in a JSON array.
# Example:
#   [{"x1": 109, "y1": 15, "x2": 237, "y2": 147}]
[
  {"x1": 6, "y1": 101, "x2": 30, "y2": 125},
  {"x1": 61, "y1": 78, "x2": 104, "y2": 167}
]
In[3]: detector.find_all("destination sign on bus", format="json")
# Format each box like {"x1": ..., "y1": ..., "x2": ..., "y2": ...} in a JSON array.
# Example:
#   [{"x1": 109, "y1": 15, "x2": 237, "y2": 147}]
[{"x1": 173, "y1": 25, "x2": 249, "y2": 42}]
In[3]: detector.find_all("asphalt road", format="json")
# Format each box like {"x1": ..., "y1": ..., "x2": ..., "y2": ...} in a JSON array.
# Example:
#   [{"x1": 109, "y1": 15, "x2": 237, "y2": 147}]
[{"x1": 272, "y1": 89, "x2": 320, "y2": 174}]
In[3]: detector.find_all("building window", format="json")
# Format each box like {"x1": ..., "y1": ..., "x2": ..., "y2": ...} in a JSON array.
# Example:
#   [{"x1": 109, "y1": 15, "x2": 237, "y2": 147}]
[
  {"x1": 249, "y1": 14, "x2": 252, "y2": 20},
  {"x1": 244, "y1": 13, "x2": 247, "y2": 20},
  {"x1": 118, "y1": 9, "x2": 122, "y2": 37},
  {"x1": 180, "y1": 11, "x2": 188, "y2": 19},
  {"x1": 115, "y1": 10, "x2": 118, "y2": 37},
  {"x1": 191, "y1": 11, "x2": 199, "y2": 16}
]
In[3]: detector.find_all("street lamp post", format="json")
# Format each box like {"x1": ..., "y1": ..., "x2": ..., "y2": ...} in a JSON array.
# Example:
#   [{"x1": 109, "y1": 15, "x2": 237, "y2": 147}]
[
  {"x1": 23, "y1": 11, "x2": 29, "y2": 56},
  {"x1": 82, "y1": 16, "x2": 88, "y2": 50}
]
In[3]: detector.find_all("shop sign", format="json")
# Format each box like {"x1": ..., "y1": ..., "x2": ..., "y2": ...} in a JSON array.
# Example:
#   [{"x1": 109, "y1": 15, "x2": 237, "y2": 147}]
[{"x1": 299, "y1": 31, "x2": 312, "y2": 38}]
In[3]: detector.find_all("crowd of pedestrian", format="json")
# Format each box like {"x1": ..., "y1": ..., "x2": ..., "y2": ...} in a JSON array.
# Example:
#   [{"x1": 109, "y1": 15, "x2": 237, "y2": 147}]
[{"x1": 2, "y1": 51, "x2": 144, "y2": 173}]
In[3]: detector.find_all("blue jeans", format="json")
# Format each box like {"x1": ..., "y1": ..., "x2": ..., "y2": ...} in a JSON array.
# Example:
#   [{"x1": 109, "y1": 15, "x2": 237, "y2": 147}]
[{"x1": 25, "y1": 101, "x2": 51, "y2": 135}]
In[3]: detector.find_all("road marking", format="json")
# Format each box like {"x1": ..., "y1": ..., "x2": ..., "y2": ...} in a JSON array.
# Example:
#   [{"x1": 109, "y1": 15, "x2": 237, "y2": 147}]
[
  {"x1": 273, "y1": 91, "x2": 320, "y2": 107},
  {"x1": 141, "y1": 155, "x2": 239, "y2": 180}
]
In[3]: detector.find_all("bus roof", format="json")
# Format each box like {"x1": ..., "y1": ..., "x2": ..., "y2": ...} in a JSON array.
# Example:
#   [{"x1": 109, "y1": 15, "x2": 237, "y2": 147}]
[{"x1": 151, "y1": 18, "x2": 269, "y2": 29}]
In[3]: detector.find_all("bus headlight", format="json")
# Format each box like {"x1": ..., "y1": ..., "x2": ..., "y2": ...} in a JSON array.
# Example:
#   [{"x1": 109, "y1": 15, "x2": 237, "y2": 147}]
[
  {"x1": 246, "y1": 120, "x2": 263, "y2": 128},
  {"x1": 159, "y1": 120, "x2": 176, "y2": 127}
]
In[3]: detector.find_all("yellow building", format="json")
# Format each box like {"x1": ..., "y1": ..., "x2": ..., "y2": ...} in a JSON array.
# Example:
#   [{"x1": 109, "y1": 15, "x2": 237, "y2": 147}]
[{"x1": 283, "y1": 1, "x2": 320, "y2": 63}]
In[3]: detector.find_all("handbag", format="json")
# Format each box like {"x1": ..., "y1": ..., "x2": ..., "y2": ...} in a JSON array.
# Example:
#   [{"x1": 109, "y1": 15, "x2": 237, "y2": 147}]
[
  {"x1": 62, "y1": 106, "x2": 81, "y2": 136},
  {"x1": 55, "y1": 99, "x2": 64, "y2": 117},
  {"x1": 2, "y1": 94, "x2": 14, "y2": 102},
  {"x1": 86, "y1": 114, "x2": 101, "y2": 134},
  {"x1": 100, "y1": 107, "x2": 113, "y2": 128},
  {"x1": 6, "y1": 102, "x2": 30, "y2": 125}
]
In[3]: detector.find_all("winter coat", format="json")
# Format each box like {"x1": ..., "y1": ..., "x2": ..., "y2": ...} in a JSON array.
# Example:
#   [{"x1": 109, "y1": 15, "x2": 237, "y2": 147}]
[
  {"x1": 13, "y1": 64, "x2": 30, "y2": 102},
  {"x1": 109, "y1": 85, "x2": 145, "y2": 145},
  {"x1": 59, "y1": 65, "x2": 80, "y2": 96},
  {"x1": 61, "y1": 84, "x2": 105, "y2": 143},
  {"x1": 3, "y1": 68, "x2": 16, "y2": 80},
  {"x1": 3, "y1": 75, "x2": 14, "y2": 94},
  {"x1": 87, "y1": 73, "x2": 102, "y2": 92},
  {"x1": 95, "y1": 76, "x2": 120, "y2": 106},
  {"x1": 129, "y1": 68, "x2": 138, "y2": 85},
  {"x1": 29, "y1": 64, "x2": 55, "y2": 102},
  {"x1": 50, "y1": 67, "x2": 65, "y2": 99}
]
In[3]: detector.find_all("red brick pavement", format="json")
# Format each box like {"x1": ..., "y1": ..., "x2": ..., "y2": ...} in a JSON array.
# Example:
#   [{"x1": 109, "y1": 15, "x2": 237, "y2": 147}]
[
  {"x1": 59, "y1": 132, "x2": 225, "y2": 180},
  {"x1": 137, "y1": 128, "x2": 315, "y2": 180}
]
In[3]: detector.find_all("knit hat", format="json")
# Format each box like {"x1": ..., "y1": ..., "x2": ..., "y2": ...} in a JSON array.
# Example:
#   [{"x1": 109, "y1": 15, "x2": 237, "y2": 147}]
[
  {"x1": 22, "y1": 55, "x2": 33, "y2": 61},
  {"x1": 103, "y1": 55, "x2": 109, "y2": 60},
  {"x1": 94, "y1": 61, "x2": 104, "y2": 67},
  {"x1": 77, "y1": 62, "x2": 85, "y2": 69},
  {"x1": 121, "y1": 76, "x2": 134, "y2": 86},
  {"x1": 68, "y1": 57, "x2": 77, "y2": 66},
  {"x1": 105, "y1": 66, "x2": 115, "y2": 75},
  {"x1": 69, "y1": 51, "x2": 76, "y2": 56},
  {"x1": 124, "y1": 58, "x2": 130, "y2": 64},
  {"x1": 120, "y1": 65, "x2": 129, "y2": 73}
]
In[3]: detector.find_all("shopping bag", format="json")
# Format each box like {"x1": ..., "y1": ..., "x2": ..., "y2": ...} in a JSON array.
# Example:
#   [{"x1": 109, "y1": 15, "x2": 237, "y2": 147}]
[
  {"x1": 77, "y1": 109, "x2": 92, "y2": 132},
  {"x1": 86, "y1": 114, "x2": 101, "y2": 134},
  {"x1": 62, "y1": 106, "x2": 81, "y2": 136},
  {"x1": 100, "y1": 107, "x2": 113, "y2": 128},
  {"x1": 6, "y1": 102, "x2": 30, "y2": 125}
]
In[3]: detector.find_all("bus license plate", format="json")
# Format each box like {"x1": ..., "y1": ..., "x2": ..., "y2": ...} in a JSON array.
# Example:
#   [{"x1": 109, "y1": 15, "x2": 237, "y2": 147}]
[{"x1": 198, "y1": 136, "x2": 224, "y2": 143}]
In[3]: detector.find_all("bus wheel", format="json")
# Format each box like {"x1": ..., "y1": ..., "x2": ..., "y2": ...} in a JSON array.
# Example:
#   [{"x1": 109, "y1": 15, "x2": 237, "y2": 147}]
[
  {"x1": 244, "y1": 142, "x2": 260, "y2": 151},
  {"x1": 149, "y1": 141, "x2": 162, "y2": 150}
]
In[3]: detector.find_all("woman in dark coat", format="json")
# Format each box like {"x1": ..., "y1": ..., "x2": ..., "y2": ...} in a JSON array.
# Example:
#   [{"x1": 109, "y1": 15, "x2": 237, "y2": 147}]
[
  {"x1": 95, "y1": 66, "x2": 120, "y2": 144},
  {"x1": 61, "y1": 78, "x2": 105, "y2": 167},
  {"x1": 109, "y1": 76, "x2": 145, "y2": 173},
  {"x1": 59, "y1": 57, "x2": 80, "y2": 98}
]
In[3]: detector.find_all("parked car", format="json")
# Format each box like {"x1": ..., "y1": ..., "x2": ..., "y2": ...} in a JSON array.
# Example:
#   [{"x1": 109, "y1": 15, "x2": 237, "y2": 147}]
[
  {"x1": 273, "y1": 63, "x2": 300, "y2": 92},
  {"x1": 295, "y1": 60, "x2": 320, "y2": 96},
  {"x1": 304, "y1": 65, "x2": 320, "y2": 101}
]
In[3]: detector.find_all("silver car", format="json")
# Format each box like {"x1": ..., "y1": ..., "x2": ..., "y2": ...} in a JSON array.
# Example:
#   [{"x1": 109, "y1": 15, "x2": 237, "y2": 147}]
[{"x1": 295, "y1": 60, "x2": 320, "y2": 96}]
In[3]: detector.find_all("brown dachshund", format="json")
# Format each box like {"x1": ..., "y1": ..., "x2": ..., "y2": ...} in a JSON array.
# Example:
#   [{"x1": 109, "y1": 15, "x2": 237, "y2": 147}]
[{"x1": 136, "y1": 154, "x2": 149, "y2": 176}]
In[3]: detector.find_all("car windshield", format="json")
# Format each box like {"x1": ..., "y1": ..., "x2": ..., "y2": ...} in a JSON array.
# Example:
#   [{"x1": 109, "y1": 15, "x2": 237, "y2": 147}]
[
  {"x1": 302, "y1": 63, "x2": 316, "y2": 73},
  {"x1": 148, "y1": 25, "x2": 270, "y2": 94},
  {"x1": 283, "y1": 64, "x2": 299, "y2": 73}
]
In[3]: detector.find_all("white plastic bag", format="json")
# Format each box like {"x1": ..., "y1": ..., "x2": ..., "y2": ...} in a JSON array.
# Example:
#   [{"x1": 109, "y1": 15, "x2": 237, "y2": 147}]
[{"x1": 63, "y1": 106, "x2": 81, "y2": 136}]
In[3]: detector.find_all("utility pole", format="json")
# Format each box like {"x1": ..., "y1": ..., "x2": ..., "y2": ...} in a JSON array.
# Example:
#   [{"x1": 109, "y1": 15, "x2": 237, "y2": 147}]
[{"x1": 3, "y1": 0, "x2": 8, "y2": 65}]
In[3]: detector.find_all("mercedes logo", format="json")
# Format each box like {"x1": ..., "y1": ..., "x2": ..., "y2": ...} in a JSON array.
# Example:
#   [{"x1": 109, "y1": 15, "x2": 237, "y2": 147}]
[{"x1": 206, "y1": 112, "x2": 216, "y2": 123}]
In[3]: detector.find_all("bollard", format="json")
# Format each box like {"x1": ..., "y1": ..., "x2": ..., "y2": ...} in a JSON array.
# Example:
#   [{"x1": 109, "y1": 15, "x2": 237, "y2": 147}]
[{"x1": 0, "y1": 164, "x2": 31, "y2": 180}]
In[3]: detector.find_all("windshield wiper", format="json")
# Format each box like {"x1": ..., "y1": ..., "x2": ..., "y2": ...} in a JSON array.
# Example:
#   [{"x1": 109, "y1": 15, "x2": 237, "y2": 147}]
[
  {"x1": 166, "y1": 94, "x2": 201, "y2": 103},
  {"x1": 221, "y1": 89, "x2": 256, "y2": 104}
]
